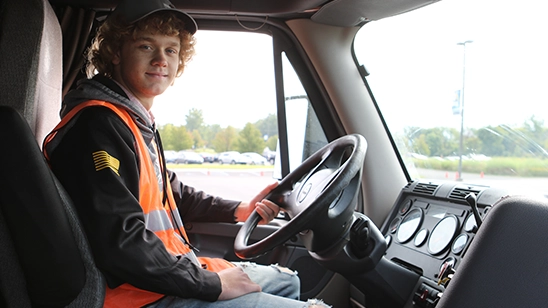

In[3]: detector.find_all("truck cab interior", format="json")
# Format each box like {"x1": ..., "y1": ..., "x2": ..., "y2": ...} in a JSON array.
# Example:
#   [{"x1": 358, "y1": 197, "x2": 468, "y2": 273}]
[{"x1": 1, "y1": 0, "x2": 548, "y2": 307}]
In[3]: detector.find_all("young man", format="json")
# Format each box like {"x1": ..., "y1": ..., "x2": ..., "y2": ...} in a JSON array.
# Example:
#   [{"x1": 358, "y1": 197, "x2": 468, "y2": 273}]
[{"x1": 43, "y1": 0, "x2": 329, "y2": 307}]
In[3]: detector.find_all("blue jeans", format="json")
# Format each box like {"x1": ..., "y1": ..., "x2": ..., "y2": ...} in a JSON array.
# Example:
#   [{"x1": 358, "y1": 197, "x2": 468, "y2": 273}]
[{"x1": 146, "y1": 262, "x2": 330, "y2": 308}]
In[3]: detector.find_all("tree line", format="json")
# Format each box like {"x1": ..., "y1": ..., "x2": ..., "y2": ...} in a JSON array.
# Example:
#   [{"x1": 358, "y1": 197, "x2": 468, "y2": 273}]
[
  {"x1": 159, "y1": 109, "x2": 547, "y2": 161},
  {"x1": 403, "y1": 116, "x2": 548, "y2": 158},
  {"x1": 158, "y1": 108, "x2": 278, "y2": 154}
]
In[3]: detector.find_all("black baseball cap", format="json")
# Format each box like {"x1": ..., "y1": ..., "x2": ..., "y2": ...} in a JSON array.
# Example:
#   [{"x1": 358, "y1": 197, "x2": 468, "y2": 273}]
[{"x1": 110, "y1": 0, "x2": 198, "y2": 34}]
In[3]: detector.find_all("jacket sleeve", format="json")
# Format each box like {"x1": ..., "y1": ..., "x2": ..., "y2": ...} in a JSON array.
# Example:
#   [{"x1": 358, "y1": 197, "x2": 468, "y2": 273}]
[
  {"x1": 48, "y1": 107, "x2": 221, "y2": 302},
  {"x1": 169, "y1": 170, "x2": 240, "y2": 223}
]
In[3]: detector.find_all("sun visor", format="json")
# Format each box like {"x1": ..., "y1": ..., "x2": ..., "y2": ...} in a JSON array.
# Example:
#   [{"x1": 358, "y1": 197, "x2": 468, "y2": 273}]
[{"x1": 311, "y1": 0, "x2": 439, "y2": 27}]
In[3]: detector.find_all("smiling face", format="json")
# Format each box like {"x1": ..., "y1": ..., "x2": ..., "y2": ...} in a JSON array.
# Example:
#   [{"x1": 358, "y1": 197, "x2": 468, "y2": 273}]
[{"x1": 111, "y1": 32, "x2": 181, "y2": 110}]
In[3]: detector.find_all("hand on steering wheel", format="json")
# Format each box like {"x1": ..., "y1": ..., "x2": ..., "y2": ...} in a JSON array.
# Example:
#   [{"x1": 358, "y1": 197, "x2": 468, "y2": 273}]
[{"x1": 234, "y1": 134, "x2": 367, "y2": 259}]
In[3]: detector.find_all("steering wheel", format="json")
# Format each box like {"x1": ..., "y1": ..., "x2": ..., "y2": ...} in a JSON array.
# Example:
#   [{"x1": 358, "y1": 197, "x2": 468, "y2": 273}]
[{"x1": 234, "y1": 134, "x2": 367, "y2": 259}]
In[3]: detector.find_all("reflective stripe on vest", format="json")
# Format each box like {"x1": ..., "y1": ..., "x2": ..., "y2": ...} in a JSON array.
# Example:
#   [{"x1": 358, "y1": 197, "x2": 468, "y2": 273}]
[{"x1": 43, "y1": 100, "x2": 234, "y2": 308}]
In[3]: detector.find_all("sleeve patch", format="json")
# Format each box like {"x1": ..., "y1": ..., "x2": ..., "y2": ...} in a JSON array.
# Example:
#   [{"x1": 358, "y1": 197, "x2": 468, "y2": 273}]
[{"x1": 92, "y1": 150, "x2": 120, "y2": 176}]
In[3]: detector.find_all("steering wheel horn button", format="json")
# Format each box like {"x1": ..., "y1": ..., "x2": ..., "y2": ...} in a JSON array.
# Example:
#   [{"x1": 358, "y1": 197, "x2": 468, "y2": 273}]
[{"x1": 298, "y1": 183, "x2": 313, "y2": 203}]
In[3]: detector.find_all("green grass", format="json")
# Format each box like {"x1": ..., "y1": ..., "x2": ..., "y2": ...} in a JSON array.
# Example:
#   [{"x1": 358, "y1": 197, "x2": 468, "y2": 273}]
[{"x1": 412, "y1": 157, "x2": 548, "y2": 177}]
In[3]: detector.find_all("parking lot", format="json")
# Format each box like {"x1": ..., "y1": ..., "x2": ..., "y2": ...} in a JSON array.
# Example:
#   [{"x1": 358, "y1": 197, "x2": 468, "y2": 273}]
[{"x1": 173, "y1": 168, "x2": 277, "y2": 201}]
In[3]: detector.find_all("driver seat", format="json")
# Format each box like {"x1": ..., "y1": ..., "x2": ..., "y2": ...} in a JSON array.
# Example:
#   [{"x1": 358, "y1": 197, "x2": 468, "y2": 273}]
[{"x1": 0, "y1": 0, "x2": 105, "y2": 306}]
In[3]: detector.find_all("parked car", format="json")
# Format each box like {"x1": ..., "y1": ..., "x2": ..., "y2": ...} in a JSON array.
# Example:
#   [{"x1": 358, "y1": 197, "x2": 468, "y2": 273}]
[
  {"x1": 262, "y1": 149, "x2": 276, "y2": 165},
  {"x1": 241, "y1": 152, "x2": 268, "y2": 165},
  {"x1": 218, "y1": 151, "x2": 242, "y2": 164},
  {"x1": 174, "y1": 151, "x2": 204, "y2": 164},
  {"x1": 199, "y1": 152, "x2": 217, "y2": 163},
  {"x1": 163, "y1": 150, "x2": 177, "y2": 164}
]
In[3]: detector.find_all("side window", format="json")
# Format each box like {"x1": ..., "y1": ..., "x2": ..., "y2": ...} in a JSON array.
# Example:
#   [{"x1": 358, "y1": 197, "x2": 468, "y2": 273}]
[
  {"x1": 154, "y1": 30, "x2": 327, "y2": 201},
  {"x1": 278, "y1": 52, "x2": 327, "y2": 178}
]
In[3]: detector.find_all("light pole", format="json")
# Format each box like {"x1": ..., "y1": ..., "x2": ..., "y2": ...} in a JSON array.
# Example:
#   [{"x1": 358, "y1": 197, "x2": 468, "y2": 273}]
[{"x1": 456, "y1": 40, "x2": 473, "y2": 181}]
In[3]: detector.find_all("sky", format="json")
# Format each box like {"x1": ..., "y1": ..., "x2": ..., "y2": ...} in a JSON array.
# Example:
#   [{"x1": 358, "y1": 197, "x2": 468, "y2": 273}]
[
  {"x1": 152, "y1": 0, "x2": 548, "y2": 134},
  {"x1": 354, "y1": 0, "x2": 548, "y2": 132},
  {"x1": 152, "y1": 31, "x2": 277, "y2": 128}
]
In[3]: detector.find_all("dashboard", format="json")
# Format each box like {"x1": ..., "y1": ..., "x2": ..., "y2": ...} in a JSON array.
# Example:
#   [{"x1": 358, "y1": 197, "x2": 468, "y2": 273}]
[{"x1": 379, "y1": 180, "x2": 511, "y2": 307}]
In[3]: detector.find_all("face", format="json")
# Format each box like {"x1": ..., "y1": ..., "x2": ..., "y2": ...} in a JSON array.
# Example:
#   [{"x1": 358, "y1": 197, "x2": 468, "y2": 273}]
[{"x1": 112, "y1": 31, "x2": 181, "y2": 110}]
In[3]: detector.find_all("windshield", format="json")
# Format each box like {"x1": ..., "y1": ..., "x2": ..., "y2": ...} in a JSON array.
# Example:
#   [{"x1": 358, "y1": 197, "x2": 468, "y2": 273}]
[{"x1": 354, "y1": 0, "x2": 548, "y2": 196}]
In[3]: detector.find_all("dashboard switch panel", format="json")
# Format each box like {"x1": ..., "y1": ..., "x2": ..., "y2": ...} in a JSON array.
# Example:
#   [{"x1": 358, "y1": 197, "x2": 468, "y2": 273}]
[{"x1": 413, "y1": 283, "x2": 441, "y2": 308}]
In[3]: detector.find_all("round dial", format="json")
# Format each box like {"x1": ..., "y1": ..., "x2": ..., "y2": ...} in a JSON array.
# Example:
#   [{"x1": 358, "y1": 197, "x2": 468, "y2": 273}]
[
  {"x1": 389, "y1": 217, "x2": 401, "y2": 234},
  {"x1": 428, "y1": 215, "x2": 459, "y2": 255},
  {"x1": 414, "y1": 228, "x2": 428, "y2": 247},
  {"x1": 399, "y1": 200, "x2": 412, "y2": 215},
  {"x1": 463, "y1": 213, "x2": 477, "y2": 232},
  {"x1": 396, "y1": 208, "x2": 423, "y2": 243},
  {"x1": 452, "y1": 233, "x2": 468, "y2": 255}
]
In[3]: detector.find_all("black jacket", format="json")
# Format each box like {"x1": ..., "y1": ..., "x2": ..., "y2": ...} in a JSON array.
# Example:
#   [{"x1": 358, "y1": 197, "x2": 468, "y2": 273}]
[{"x1": 47, "y1": 76, "x2": 240, "y2": 302}]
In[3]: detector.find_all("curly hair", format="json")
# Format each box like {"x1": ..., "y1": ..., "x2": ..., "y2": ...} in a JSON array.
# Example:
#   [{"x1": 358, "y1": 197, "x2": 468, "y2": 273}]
[{"x1": 86, "y1": 11, "x2": 196, "y2": 78}]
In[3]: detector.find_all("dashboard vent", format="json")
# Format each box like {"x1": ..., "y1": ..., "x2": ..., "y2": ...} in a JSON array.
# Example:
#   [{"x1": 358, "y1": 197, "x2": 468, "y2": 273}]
[
  {"x1": 403, "y1": 182, "x2": 413, "y2": 190},
  {"x1": 449, "y1": 187, "x2": 482, "y2": 200},
  {"x1": 412, "y1": 182, "x2": 439, "y2": 195}
]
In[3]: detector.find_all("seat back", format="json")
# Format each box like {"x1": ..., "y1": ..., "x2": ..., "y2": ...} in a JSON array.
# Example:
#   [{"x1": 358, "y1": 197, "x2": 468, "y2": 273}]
[
  {"x1": 0, "y1": 0, "x2": 105, "y2": 306},
  {"x1": 437, "y1": 195, "x2": 548, "y2": 308},
  {"x1": 0, "y1": 0, "x2": 62, "y2": 146},
  {"x1": 0, "y1": 107, "x2": 105, "y2": 307}
]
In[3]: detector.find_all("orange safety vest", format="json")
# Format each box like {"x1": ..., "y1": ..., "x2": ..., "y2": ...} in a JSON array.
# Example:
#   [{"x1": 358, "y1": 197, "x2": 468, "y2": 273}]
[{"x1": 43, "y1": 100, "x2": 234, "y2": 308}]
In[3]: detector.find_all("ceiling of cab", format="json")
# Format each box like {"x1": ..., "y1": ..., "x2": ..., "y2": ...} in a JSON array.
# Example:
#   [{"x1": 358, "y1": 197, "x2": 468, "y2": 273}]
[{"x1": 49, "y1": 0, "x2": 441, "y2": 27}]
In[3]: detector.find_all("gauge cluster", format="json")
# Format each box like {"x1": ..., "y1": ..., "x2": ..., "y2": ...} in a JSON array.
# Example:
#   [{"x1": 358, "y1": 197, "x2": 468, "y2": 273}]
[{"x1": 380, "y1": 180, "x2": 501, "y2": 285}]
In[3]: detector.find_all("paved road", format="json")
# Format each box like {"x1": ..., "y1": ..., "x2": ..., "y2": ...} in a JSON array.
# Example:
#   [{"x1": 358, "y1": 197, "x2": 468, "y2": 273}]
[{"x1": 174, "y1": 168, "x2": 277, "y2": 201}]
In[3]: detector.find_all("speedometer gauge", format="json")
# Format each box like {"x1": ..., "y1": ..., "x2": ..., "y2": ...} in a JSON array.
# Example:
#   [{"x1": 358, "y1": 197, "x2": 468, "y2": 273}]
[
  {"x1": 396, "y1": 208, "x2": 423, "y2": 243},
  {"x1": 428, "y1": 215, "x2": 459, "y2": 255}
]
